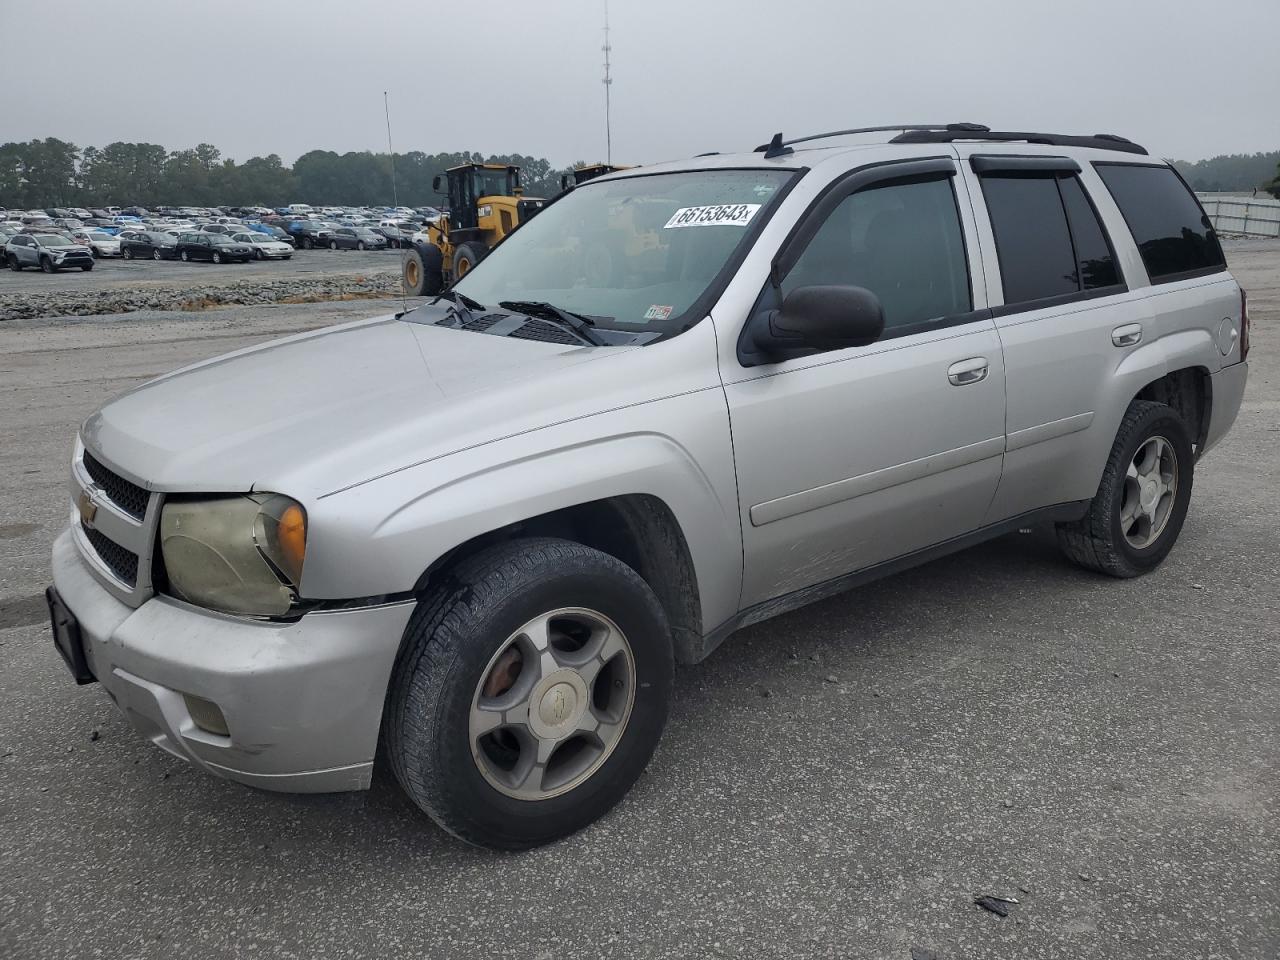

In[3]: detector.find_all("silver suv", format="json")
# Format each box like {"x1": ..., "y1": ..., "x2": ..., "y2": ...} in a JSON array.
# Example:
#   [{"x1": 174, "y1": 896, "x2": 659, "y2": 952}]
[{"x1": 48, "y1": 124, "x2": 1249, "y2": 848}]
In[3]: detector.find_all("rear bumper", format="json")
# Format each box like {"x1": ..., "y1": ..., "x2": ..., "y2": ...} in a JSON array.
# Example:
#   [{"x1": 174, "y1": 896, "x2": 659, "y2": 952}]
[
  {"x1": 51, "y1": 529, "x2": 415, "y2": 793},
  {"x1": 1203, "y1": 361, "x2": 1248, "y2": 455}
]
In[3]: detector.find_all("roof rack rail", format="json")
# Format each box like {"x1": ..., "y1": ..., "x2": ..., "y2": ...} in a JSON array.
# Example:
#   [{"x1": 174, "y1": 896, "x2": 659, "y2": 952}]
[
  {"x1": 755, "y1": 123, "x2": 989, "y2": 157},
  {"x1": 889, "y1": 128, "x2": 1148, "y2": 156}
]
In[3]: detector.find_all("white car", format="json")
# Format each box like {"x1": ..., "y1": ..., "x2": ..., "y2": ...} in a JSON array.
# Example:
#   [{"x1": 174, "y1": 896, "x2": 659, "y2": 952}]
[{"x1": 232, "y1": 232, "x2": 293, "y2": 260}]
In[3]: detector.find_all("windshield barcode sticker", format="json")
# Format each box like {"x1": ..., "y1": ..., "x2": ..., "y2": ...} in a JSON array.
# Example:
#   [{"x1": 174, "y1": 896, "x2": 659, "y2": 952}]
[{"x1": 664, "y1": 204, "x2": 762, "y2": 229}]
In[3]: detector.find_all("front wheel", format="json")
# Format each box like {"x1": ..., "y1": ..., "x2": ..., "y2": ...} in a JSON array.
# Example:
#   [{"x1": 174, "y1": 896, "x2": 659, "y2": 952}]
[
  {"x1": 254, "y1": 248, "x2": 263, "y2": 260},
  {"x1": 180, "y1": 250, "x2": 190, "y2": 262},
  {"x1": 81, "y1": 264, "x2": 92, "y2": 271},
  {"x1": 122, "y1": 247, "x2": 134, "y2": 260},
  {"x1": 356, "y1": 241, "x2": 365, "y2": 251},
  {"x1": 40, "y1": 257, "x2": 55, "y2": 273},
  {"x1": 9, "y1": 255, "x2": 22, "y2": 271},
  {"x1": 212, "y1": 252, "x2": 223, "y2": 264},
  {"x1": 329, "y1": 240, "x2": 338, "y2": 250},
  {"x1": 385, "y1": 538, "x2": 673, "y2": 849},
  {"x1": 152, "y1": 249, "x2": 163, "y2": 261},
  {"x1": 303, "y1": 238, "x2": 313, "y2": 250},
  {"x1": 1056, "y1": 400, "x2": 1194, "y2": 578}
]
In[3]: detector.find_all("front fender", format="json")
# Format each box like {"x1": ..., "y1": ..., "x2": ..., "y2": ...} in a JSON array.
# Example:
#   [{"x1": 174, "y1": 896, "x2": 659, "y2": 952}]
[{"x1": 301, "y1": 387, "x2": 743, "y2": 634}]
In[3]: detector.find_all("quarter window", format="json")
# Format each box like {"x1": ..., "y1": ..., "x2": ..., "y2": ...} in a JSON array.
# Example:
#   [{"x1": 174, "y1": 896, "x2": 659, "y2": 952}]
[
  {"x1": 781, "y1": 176, "x2": 971, "y2": 335},
  {"x1": 1095, "y1": 163, "x2": 1225, "y2": 282}
]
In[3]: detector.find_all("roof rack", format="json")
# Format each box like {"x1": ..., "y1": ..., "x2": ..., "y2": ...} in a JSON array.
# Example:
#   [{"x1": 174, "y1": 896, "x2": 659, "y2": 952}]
[
  {"x1": 755, "y1": 123, "x2": 989, "y2": 158},
  {"x1": 889, "y1": 128, "x2": 1148, "y2": 156}
]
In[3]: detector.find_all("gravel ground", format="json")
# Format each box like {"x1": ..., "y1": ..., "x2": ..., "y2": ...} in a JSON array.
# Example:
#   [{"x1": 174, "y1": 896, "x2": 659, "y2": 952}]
[
  {"x1": 0, "y1": 241, "x2": 1276, "y2": 959},
  {"x1": 0, "y1": 248, "x2": 408, "y2": 320}
]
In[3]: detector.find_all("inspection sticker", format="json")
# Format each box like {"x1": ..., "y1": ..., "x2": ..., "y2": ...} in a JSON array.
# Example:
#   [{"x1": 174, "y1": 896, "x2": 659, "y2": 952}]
[
  {"x1": 664, "y1": 203, "x2": 761, "y2": 229},
  {"x1": 644, "y1": 304, "x2": 674, "y2": 321}
]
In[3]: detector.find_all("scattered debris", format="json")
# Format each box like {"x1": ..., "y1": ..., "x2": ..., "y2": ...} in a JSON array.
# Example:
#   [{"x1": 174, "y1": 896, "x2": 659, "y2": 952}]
[
  {"x1": 1018, "y1": 885, "x2": 1032, "y2": 894},
  {"x1": 974, "y1": 895, "x2": 1009, "y2": 917},
  {"x1": 910, "y1": 948, "x2": 939, "y2": 960},
  {"x1": 1191, "y1": 583, "x2": 1204, "y2": 590},
  {"x1": 89, "y1": 728, "x2": 101, "y2": 742},
  {"x1": 824, "y1": 674, "x2": 838, "y2": 684},
  {"x1": 1001, "y1": 799, "x2": 1014, "y2": 808},
  {"x1": 757, "y1": 687, "x2": 772, "y2": 699},
  {"x1": 990, "y1": 895, "x2": 1020, "y2": 904},
  {"x1": 1077, "y1": 873, "x2": 1094, "y2": 882}
]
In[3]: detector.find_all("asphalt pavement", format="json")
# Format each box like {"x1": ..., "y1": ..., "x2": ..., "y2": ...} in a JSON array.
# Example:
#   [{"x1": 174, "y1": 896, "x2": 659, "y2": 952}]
[{"x1": 1, "y1": 242, "x2": 1277, "y2": 959}]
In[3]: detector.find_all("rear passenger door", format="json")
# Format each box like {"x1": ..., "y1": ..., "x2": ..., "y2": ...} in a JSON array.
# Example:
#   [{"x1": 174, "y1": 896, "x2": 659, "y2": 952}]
[
  {"x1": 726, "y1": 158, "x2": 1007, "y2": 609},
  {"x1": 958, "y1": 151, "x2": 1137, "y2": 522}
]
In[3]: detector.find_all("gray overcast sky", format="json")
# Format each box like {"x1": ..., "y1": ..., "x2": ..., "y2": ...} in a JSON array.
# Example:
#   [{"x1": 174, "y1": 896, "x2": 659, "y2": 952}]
[{"x1": 2, "y1": 0, "x2": 1278, "y2": 165}]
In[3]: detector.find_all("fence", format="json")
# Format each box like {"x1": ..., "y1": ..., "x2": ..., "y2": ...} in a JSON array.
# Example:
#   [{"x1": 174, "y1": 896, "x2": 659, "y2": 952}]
[{"x1": 1197, "y1": 193, "x2": 1280, "y2": 238}]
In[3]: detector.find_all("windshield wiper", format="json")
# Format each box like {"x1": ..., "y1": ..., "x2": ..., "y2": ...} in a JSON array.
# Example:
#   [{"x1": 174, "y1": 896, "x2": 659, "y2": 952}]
[
  {"x1": 433, "y1": 288, "x2": 486, "y2": 326},
  {"x1": 498, "y1": 300, "x2": 608, "y2": 346}
]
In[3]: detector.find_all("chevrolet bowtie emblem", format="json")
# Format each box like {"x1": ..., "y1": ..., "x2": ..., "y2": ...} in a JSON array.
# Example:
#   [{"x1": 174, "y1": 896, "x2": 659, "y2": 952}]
[{"x1": 77, "y1": 491, "x2": 98, "y2": 528}]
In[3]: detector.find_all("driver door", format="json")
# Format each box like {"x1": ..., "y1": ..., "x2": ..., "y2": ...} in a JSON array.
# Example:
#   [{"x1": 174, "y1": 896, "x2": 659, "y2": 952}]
[{"x1": 723, "y1": 159, "x2": 1007, "y2": 609}]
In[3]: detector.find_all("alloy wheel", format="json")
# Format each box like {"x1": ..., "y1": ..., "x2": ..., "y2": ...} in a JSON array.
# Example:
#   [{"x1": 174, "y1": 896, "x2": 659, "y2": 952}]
[
  {"x1": 1120, "y1": 435, "x2": 1178, "y2": 548},
  {"x1": 469, "y1": 607, "x2": 636, "y2": 801}
]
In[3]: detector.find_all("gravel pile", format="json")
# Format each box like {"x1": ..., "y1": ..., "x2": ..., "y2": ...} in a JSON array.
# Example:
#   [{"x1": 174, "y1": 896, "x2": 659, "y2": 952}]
[{"x1": 0, "y1": 270, "x2": 405, "y2": 321}]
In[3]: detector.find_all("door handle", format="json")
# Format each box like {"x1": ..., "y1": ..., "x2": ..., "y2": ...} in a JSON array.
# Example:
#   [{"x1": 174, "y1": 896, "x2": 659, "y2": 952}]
[
  {"x1": 948, "y1": 357, "x2": 989, "y2": 386},
  {"x1": 1112, "y1": 323, "x2": 1142, "y2": 347}
]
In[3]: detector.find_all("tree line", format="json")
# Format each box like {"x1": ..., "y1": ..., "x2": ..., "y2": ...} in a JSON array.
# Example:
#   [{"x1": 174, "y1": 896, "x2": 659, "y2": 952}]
[
  {"x1": 4, "y1": 137, "x2": 1279, "y2": 209},
  {"x1": 0, "y1": 138, "x2": 589, "y2": 209},
  {"x1": 1171, "y1": 151, "x2": 1280, "y2": 196}
]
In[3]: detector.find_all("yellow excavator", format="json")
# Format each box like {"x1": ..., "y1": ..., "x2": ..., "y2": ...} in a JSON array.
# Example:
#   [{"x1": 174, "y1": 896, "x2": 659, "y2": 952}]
[{"x1": 402, "y1": 162, "x2": 545, "y2": 296}]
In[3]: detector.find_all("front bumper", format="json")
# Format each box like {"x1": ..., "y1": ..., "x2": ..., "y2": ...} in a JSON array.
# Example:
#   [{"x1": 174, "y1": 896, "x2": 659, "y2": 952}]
[
  {"x1": 51, "y1": 529, "x2": 415, "y2": 793},
  {"x1": 1202, "y1": 360, "x2": 1248, "y2": 455}
]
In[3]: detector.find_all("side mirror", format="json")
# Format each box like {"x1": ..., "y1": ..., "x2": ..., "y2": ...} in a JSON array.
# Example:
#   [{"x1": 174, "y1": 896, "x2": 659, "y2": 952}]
[
  {"x1": 753, "y1": 284, "x2": 885, "y2": 356},
  {"x1": 432, "y1": 175, "x2": 442, "y2": 192}
]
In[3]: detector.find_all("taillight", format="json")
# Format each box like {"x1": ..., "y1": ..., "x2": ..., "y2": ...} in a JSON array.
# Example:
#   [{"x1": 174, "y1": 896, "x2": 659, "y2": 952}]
[{"x1": 1240, "y1": 287, "x2": 1250, "y2": 362}]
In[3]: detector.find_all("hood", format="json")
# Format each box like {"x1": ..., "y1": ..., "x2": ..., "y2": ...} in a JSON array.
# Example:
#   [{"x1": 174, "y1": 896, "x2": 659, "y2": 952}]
[{"x1": 81, "y1": 306, "x2": 641, "y2": 498}]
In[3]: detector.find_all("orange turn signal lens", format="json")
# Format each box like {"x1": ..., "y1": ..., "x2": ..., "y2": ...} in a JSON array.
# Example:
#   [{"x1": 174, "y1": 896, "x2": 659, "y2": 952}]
[{"x1": 277, "y1": 503, "x2": 307, "y2": 582}]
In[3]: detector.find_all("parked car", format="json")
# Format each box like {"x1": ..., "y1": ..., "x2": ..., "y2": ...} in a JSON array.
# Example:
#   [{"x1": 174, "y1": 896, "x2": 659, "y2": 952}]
[
  {"x1": 286, "y1": 220, "x2": 333, "y2": 249},
  {"x1": 44, "y1": 126, "x2": 1250, "y2": 850},
  {"x1": 199, "y1": 223, "x2": 241, "y2": 236},
  {"x1": 329, "y1": 226, "x2": 387, "y2": 251},
  {"x1": 6, "y1": 233, "x2": 94, "y2": 271},
  {"x1": 119, "y1": 230, "x2": 179, "y2": 260},
  {"x1": 231, "y1": 231, "x2": 292, "y2": 260},
  {"x1": 174, "y1": 232, "x2": 253, "y2": 263},
  {"x1": 80, "y1": 231, "x2": 123, "y2": 258},
  {"x1": 246, "y1": 223, "x2": 296, "y2": 246}
]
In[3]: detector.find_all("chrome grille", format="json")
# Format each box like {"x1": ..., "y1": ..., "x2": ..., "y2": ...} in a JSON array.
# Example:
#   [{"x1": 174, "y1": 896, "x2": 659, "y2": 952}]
[
  {"x1": 82, "y1": 450, "x2": 148, "y2": 520},
  {"x1": 81, "y1": 522, "x2": 139, "y2": 586}
]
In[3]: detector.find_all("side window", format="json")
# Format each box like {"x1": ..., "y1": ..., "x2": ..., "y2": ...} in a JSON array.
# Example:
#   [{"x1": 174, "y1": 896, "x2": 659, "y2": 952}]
[
  {"x1": 980, "y1": 175, "x2": 1078, "y2": 304},
  {"x1": 1094, "y1": 163, "x2": 1225, "y2": 282},
  {"x1": 1058, "y1": 177, "x2": 1119, "y2": 290},
  {"x1": 781, "y1": 176, "x2": 971, "y2": 335}
]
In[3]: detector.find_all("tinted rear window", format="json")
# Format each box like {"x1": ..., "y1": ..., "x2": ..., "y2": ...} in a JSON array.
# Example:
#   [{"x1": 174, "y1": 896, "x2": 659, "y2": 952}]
[
  {"x1": 1094, "y1": 164, "x2": 1225, "y2": 282},
  {"x1": 981, "y1": 175, "x2": 1078, "y2": 304},
  {"x1": 1057, "y1": 176, "x2": 1119, "y2": 290}
]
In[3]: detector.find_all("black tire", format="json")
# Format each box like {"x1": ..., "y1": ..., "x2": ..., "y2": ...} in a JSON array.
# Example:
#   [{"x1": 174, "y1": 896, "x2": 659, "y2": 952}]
[
  {"x1": 180, "y1": 250, "x2": 190, "y2": 262},
  {"x1": 384, "y1": 538, "x2": 674, "y2": 849},
  {"x1": 356, "y1": 240, "x2": 365, "y2": 251},
  {"x1": 91, "y1": 248, "x2": 100, "y2": 259},
  {"x1": 254, "y1": 248, "x2": 263, "y2": 260},
  {"x1": 40, "y1": 257, "x2": 54, "y2": 273},
  {"x1": 212, "y1": 251, "x2": 223, "y2": 264},
  {"x1": 81, "y1": 264, "x2": 92, "y2": 271},
  {"x1": 152, "y1": 249, "x2": 163, "y2": 261},
  {"x1": 303, "y1": 238, "x2": 313, "y2": 250},
  {"x1": 329, "y1": 240, "x2": 338, "y2": 250},
  {"x1": 1056, "y1": 400, "x2": 1194, "y2": 578},
  {"x1": 122, "y1": 247, "x2": 133, "y2": 260},
  {"x1": 9, "y1": 255, "x2": 22, "y2": 271},
  {"x1": 403, "y1": 243, "x2": 444, "y2": 297},
  {"x1": 452, "y1": 242, "x2": 485, "y2": 280}
]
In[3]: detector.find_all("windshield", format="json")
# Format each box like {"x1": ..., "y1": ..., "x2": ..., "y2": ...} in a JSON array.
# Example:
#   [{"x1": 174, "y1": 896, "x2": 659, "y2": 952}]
[
  {"x1": 39, "y1": 235, "x2": 72, "y2": 246},
  {"x1": 88, "y1": 232, "x2": 113, "y2": 241},
  {"x1": 453, "y1": 168, "x2": 794, "y2": 330},
  {"x1": 474, "y1": 168, "x2": 515, "y2": 198}
]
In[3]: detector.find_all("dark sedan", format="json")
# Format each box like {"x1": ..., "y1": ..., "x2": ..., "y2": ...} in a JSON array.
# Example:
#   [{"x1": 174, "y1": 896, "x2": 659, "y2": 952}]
[
  {"x1": 119, "y1": 230, "x2": 179, "y2": 261},
  {"x1": 329, "y1": 227, "x2": 388, "y2": 251},
  {"x1": 174, "y1": 232, "x2": 253, "y2": 263},
  {"x1": 285, "y1": 220, "x2": 333, "y2": 249}
]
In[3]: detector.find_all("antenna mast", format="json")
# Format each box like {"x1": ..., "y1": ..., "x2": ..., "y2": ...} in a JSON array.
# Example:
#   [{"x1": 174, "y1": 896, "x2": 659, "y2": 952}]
[{"x1": 602, "y1": 0, "x2": 613, "y2": 164}]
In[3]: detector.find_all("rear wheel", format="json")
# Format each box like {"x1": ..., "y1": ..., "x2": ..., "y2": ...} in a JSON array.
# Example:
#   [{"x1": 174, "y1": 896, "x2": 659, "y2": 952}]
[
  {"x1": 254, "y1": 248, "x2": 263, "y2": 260},
  {"x1": 1056, "y1": 400, "x2": 1194, "y2": 578},
  {"x1": 122, "y1": 247, "x2": 134, "y2": 260},
  {"x1": 329, "y1": 240, "x2": 338, "y2": 250},
  {"x1": 7, "y1": 255, "x2": 20, "y2": 271},
  {"x1": 180, "y1": 250, "x2": 190, "y2": 262},
  {"x1": 81, "y1": 263, "x2": 92, "y2": 271},
  {"x1": 385, "y1": 538, "x2": 673, "y2": 849},
  {"x1": 303, "y1": 238, "x2": 313, "y2": 249},
  {"x1": 356, "y1": 240, "x2": 366, "y2": 251},
  {"x1": 403, "y1": 243, "x2": 444, "y2": 297},
  {"x1": 452, "y1": 242, "x2": 485, "y2": 280}
]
